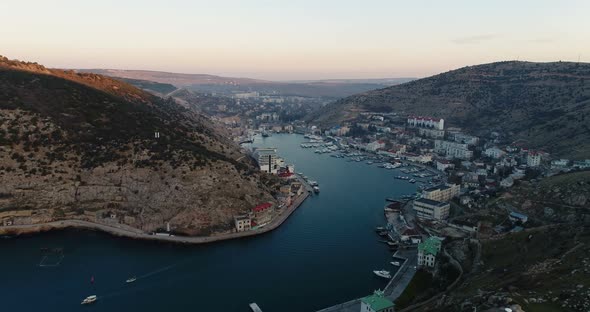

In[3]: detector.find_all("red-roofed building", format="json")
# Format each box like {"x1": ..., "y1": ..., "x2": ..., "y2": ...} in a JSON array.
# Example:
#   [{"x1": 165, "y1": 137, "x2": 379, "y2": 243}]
[{"x1": 252, "y1": 202, "x2": 274, "y2": 225}]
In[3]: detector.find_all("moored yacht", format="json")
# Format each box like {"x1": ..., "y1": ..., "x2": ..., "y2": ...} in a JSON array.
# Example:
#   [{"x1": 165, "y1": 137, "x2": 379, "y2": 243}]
[
  {"x1": 81, "y1": 295, "x2": 97, "y2": 305},
  {"x1": 373, "y1": 270, "x2": 391, "y2": 279}
]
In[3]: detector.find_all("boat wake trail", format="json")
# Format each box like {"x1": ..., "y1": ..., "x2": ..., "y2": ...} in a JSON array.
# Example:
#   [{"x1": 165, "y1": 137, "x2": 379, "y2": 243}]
[
  {"x1": 137, "y1": 263, "x2": 176, "y2": 280},
  {"x1": 98, "y1": 257, "x2": 196, "y2": 300}
]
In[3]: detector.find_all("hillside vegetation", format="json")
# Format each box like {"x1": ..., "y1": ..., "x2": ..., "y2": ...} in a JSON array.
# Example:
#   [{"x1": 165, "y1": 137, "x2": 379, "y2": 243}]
[
  {"x1": 415, "y1": 171, "x2": 590, "y2": 312},
  {"x1": 0, "y1": 56, "x2": 275, "y2": 235},
  {"x1": 311, "y1": 61, "x2": 590, "y2": 158}
]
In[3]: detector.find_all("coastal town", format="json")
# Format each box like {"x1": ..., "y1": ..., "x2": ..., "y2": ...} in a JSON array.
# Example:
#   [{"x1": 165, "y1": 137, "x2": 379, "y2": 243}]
[{"x1": 230, "y1": 109, "x2": 590, "y2": 312}]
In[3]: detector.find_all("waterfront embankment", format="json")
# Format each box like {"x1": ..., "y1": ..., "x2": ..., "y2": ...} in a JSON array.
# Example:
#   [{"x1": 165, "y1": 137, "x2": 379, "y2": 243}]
[{"x1": 0, "y1": 191, "x2": 310, "y2": 245}]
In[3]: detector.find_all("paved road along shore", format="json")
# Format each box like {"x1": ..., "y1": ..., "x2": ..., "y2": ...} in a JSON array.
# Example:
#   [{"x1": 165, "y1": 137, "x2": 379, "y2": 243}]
[{"x1": 0, "y1": 191, "x2": 310, "y2": 245}]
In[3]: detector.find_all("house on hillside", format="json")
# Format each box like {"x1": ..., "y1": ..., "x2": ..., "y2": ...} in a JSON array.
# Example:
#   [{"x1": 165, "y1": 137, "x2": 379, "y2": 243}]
[{"x1": 417, "y1": 237, "x2": 442, "y2": 267}]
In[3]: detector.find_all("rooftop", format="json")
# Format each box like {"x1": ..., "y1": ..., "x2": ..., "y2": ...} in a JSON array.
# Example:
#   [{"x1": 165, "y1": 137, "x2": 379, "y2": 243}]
[
  {"x1": 253, "y1": 202, "x2": 273, "y2": 212},
  {"x1": 415, "y1": 198, "x2": 449, "y2": 207},
  {"x1": 418, "y1": 237, "x2": 442, "y2": 256},
  {"x1": 361, "y1": 290, "x2": 394, "y2": 311}
]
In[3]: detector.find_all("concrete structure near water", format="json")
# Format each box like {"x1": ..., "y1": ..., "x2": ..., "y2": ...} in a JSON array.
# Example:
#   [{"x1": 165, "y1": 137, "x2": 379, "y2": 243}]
[
  {"x1": 413, "y1": 198, "x2": 450, "y2": 220},
  {"x1": 422, "y1": 184, "x2": 460, "y2": 202}
]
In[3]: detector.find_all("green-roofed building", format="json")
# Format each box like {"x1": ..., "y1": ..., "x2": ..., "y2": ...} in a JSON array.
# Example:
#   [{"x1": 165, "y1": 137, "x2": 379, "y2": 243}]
[
  {"x1": 360, "y1": 290, "x2": 395, "y2": 312},
  {"x1": 417, "y1": 237, "x2": 442, "y2": 267}
]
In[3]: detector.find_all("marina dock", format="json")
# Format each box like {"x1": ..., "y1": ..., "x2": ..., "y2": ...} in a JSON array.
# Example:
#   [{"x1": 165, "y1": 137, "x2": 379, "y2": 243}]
[{"x1": 315, "y1": 248, "x2": 417, "y2": 312}]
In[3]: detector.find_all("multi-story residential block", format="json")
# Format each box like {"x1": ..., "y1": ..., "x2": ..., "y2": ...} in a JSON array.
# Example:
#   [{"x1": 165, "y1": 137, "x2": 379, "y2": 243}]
[
  {"x1": 367, "y1": 140, "x2": 385, "y2": 151},
  {"x1": 436, "y1": 159, "x2": 455, "y2": 171},
  {"x1": 484, "y1": 147, "x2": 505, "y2": 159},
  {"x1": 407, "y1": 116, "x2": 444, "y2": 130},
  {"x1": 234, "y1": 215, "x2": 252, "y2": 232},
  {"x1": 551, "y1": 159, "x2": 570, "y2": 169},
  {"x1": 252, "y1": 202, "x2": 273, "y2": 225},
  {"x1": 418, "y1": 128, "x2": 445, "y2": 138},
  {"x1": 254, "y1": 147, "x2": 278, "y2": 174},
  {"x1": 422, "y1": 184, "x2": 460, "y2": 202},
  {"x1": 434, "y1": 140, "x2": 473, "y2": 160},
  {"x1": 450, "y1": 132, "x2": 479, "y2": 145},
  {"x1": 527, "y1": 151, "x2": 542, "y2": 167},
  {"x1": 417, "y1": 237, "x2": 442, "y2": 267},
  {"x1": 413, "y1": 198, "x2": 450, "y2": 220}
]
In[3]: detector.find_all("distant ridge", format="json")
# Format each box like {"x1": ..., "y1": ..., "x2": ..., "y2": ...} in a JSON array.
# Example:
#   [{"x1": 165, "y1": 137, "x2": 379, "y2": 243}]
[
  {"x1": 78, "y1": 69, "x2": 412, "y2": 98},
  {"x1": 310, "y1": 61, "x2": 590, "y2": 158}
]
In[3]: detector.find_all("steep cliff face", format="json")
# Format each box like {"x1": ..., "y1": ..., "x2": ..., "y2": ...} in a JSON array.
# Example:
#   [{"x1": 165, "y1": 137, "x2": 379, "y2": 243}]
[{"x1": 0, "y1": 56, "x2": 275, "y2": 235}]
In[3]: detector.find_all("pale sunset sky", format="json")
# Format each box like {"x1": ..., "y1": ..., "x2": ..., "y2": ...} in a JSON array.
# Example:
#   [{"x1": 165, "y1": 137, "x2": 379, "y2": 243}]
[{"x1": 1, "y1": 0, "x2": 589, "y2": 80}]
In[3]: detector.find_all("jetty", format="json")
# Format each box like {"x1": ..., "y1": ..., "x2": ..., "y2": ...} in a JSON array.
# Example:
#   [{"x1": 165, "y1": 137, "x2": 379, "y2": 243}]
[{"x1": 315, "y1": 249, "x2": 417, "y2": 312}]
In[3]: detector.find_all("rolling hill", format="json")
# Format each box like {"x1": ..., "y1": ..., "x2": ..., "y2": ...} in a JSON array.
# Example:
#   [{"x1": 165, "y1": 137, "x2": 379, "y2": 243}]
[
  {"x1": 0, "y1": 56, "x2": 276, "y2": 235},
  {"x1": 310, "y1": 61, "x2": 590, "y2": 158}
]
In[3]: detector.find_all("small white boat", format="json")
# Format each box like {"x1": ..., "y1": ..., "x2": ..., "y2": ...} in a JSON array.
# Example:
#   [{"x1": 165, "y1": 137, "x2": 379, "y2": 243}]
[
  {"x1": 373, "y1": 270, "x2": 391, "y2": 279},
  {"x1": 81, "y1": 295, "x2": 97, "y2": 305},
  {"x1": 391, "y1": 261, "x2": 400, "y2": 266},
  {"x1": 126, "y1": 276, "x2": 137, "y2": 283},
  {"x1": 249, "y1": 302, "x2": 263, "y2": 312}
]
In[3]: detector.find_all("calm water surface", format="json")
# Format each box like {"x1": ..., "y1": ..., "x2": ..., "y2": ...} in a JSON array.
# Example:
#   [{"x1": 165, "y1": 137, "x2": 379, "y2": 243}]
[{"x1": 0, "y1": 134, "x2": 416, "y2": 311}]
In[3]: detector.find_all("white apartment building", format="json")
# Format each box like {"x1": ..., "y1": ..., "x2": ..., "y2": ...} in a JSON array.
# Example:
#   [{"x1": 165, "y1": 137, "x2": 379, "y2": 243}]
[
  {"x1": 254, "y1": 147, "x2": 278, "y2": 174},
  {"x1": 450, "y1": 132, "x2": 479, "y2": 145},
  {"x1": 527, "y1": 152, "x2": 542, "y2": 167},
  {"x1": 413, "y1": 198, "x2": 450, "y2": 220},
  {"x1": 434, "y1": 140, "x2": 473, "y2": 160},
  {"x1": 484, "y1": 147, "x2": 505, "y2": 159},
  {"x1": 407, "y1": 116, "x2": 445, "y2": 130}
]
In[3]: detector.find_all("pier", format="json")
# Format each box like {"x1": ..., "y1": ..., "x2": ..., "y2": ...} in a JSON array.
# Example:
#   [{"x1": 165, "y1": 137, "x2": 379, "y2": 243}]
[{"x1": 316, "y1": 248, "x2": 417, "y2": 312}]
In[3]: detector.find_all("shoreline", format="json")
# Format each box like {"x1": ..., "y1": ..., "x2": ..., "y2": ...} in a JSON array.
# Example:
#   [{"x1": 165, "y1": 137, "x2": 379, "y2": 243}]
[{"x1": 0, "y1": 191, "x2": 310, "y2": 245}]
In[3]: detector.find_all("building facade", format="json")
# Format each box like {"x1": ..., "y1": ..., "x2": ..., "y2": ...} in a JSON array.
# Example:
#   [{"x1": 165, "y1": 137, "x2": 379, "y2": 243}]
[
  {"x1": 413, "y1": 198, "x2": 450, "y2": 220},
  {"x1": 434, "y1": 140, "x2": 473, "y2": 160},
  {"x1": 484, "y1": 147, "x2": 505, "y2": 159},
  {"x1": 407, "y1": 116, "x2": 444, "y2": 130},
  {"x1": 360, "y1": 290, "x2": 395, "y2": 312},
  {"x1": 422, "y1": 184, "x2": 460, "y2": 202},
  {"x1": 254, "y1": 147, "x2": 278, "y2": 174},
  {"x1": 234, "y1": 215, "x2": 252, "y2": 232},
  {"x1": 417, "y1": 237, "x2": 442, "y2": 267},
  {"x1": 527, "y1": 152, "x2": 542, "y2": 167}
]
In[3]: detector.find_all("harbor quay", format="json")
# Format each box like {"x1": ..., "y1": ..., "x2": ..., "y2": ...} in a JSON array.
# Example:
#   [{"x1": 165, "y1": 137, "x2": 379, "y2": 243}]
[{"x1": 316, "y1": 249, "x2": 417, "y2": 312}]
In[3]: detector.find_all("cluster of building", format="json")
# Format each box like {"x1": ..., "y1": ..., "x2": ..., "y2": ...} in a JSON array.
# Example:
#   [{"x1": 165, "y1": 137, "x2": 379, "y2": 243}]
[
  {"x1": 233, "y1": 146, "x2": 307, "y2": 232},
  {"x1": 413, "y1": 183, "x2": 460, "y2": 221}
]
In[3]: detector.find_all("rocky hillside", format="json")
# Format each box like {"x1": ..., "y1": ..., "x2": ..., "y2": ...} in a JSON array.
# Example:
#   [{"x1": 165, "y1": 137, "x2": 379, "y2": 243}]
[
  {"x1": 415, "y1": 171, "x2": 590, "y2": 312},
  {"x1": 311, "y1": 61, "x2": 590, "y2": 158},
  {"x1": 0, "y1": 56, "x2": 276, "y2": 235}
]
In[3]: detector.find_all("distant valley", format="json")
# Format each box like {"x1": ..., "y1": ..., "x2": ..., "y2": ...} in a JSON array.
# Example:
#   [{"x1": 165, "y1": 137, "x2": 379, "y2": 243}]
[{"x1": 78, "y1": 69, "x2": 414, "y2": 98}]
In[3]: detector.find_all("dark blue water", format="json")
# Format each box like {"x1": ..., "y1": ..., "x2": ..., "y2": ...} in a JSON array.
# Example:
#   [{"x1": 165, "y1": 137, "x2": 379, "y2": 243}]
[{"x1": 0, "y1": 134, "x2": 416, "y2": 311}]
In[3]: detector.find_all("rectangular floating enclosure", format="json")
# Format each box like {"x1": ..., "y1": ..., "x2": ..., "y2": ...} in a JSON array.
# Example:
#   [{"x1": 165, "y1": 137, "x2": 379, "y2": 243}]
[{"x1": 38, "y1": 248, "x2": 65, "y2": 267}]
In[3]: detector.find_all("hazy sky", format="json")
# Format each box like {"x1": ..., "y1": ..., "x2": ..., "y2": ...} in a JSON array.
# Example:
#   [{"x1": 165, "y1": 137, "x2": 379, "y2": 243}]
[{"x1": 1, "y1": 0, "x2": 589, "y2": 80}]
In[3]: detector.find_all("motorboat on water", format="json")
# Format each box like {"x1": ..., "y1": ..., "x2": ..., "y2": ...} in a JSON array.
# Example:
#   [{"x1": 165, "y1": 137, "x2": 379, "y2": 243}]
[
  {"x1": 391, "y1": 261, "x2": 401, "y2": 266},
  {"x1": 373, "y1": 270, "x2": 391, "y2": 279},
  {"x1": 126, "y1": 276, "x2": 137, "y2": 283},
  {"x1": 313, "y1": 186, "x2": 320, "y2": 193},
  {"x1": 81, "y1": 295, "x2": 97, "y2": 305}
]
